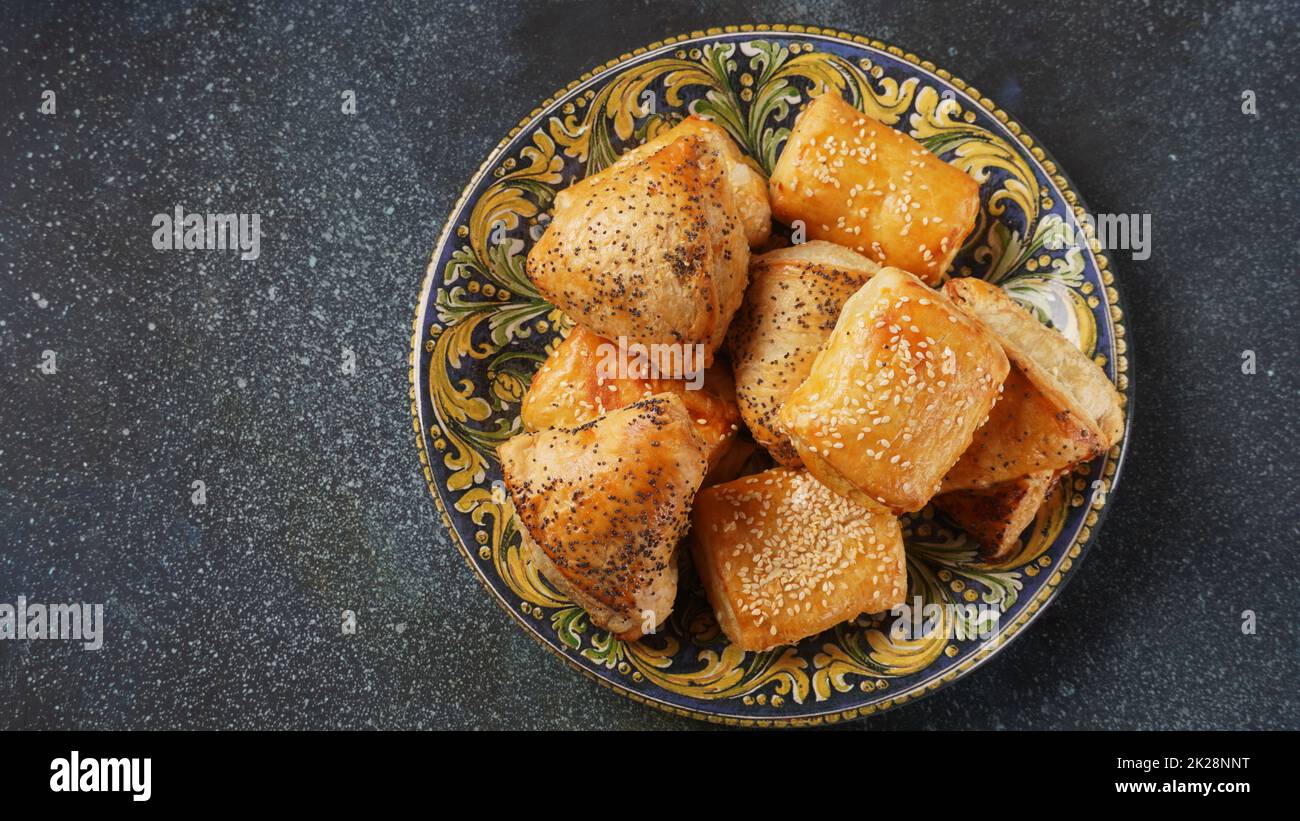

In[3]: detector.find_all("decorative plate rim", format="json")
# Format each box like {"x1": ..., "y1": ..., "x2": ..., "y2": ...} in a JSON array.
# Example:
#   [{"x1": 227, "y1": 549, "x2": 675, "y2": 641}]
[{"x1": 407, "y1": 23, "x2": 1134, "y2": 727}]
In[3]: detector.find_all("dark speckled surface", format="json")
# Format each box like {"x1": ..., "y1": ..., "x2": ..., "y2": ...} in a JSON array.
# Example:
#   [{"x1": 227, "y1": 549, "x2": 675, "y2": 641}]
[{"x1": 1, "y1": 0, "x2": 1297, "y2": 730}]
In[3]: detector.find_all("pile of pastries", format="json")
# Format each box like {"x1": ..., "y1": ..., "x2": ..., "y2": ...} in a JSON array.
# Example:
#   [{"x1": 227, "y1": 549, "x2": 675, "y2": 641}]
[{"x1": 497, "y1": 93, "x2": 1124, "y2": 652}]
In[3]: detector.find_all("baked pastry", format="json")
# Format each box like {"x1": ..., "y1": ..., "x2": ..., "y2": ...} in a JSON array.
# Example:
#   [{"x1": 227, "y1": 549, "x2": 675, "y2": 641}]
[
  {"x1": 939, "y1": 359, "x2": 1104, "y2": 492},
  {"x1": 526, "y1": 133, "x2": 749, "y2": 358},
  {"x1": 943, "y1": 276, "x2": 1125, "y2": 448},
  {"x1": 689, "y1": 466, "x2": 906, "y2": 652},
  {"x1": 726, "y1": 240, "x2": 879, "y2": 464},
  {"x1": 768, "y1": 93, "x2": 980, "y2": 285},
  {"x1": 933, "y1": 469, "x2": 1059, "y2": 562},
  {"x1": 778, "y1": 266, "x2": 1010, "y2": 513},
  {"x1": 498, "y1": 394, "x2": 708, "y2": 640},
  {"x1": 611, "y1": 116, "x2": 771, "y2": 248},
  {"x1": 520, "y1": 325, "x2": 742, "y2": 471},
  {"x1": 701, "y1": 432, "x2": 769, "y2": 488}
]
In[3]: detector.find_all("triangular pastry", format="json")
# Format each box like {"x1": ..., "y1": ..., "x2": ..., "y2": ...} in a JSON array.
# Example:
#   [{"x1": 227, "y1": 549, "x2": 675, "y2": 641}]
[
  {"x1": 519, "y1": 325, "x2": 742, "y2": 472},
  {"x1": 498, "y1": 394, "x2": 707, "y2": 640},
  {"x1": 940, "y1": 360, "x2": 1103, "y2": 491},
  {"x1": 933, "y1": 469, "x2": 1060, "y2": 562},
  {"x1": 944, "y1": 276, "x2": 1124, "y2": 447},
  {"x1": 527, "y1": 134, "x2": 749, "y2": 358},
  {"x1": 608, "y1": 115, "x2": 771, "y2": 248}
]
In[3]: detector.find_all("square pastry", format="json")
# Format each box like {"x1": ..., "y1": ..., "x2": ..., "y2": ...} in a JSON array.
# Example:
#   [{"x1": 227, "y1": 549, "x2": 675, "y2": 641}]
[
  {"x1": 768, "y1": 93, "x2": 980, "y2": 285},
  {"x1": 778, "y1": 267, "x2": 1009, "y2": 513},
  {"x1": 689, "y1": 466, "x2": 906, "y2": 652}
]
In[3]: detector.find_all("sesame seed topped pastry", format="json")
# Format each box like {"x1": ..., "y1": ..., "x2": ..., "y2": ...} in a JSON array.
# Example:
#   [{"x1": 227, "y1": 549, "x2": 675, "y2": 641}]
[
  {"x1": 768, "y1": 93, "x2": 980, "y2": 285},
  {"x1": 526, "y1": 133, "x2": 750, "y2": 359},
  {"x1": 609, "y1": 115, "x2": 772, "y2": 248},
  {"x1": 726, "y1": 240, "x2": 880, "y2": 465},
  {"x1": 690, "y1": 466, "x2": 906, "y2": 652},
  {"x1": 519, "y1": 325, "x2": 743, "y2": 471},
  {"x1": 498, "y1": 394, "x2": 708, "y2": 641},
  {"x1": 943, "y1": 276, "x2": 1125, "y2": 449},
  {"x1": 778, "y1": 267, "x2": 1010, "y2": 513},
  {"x1": 933, "y1": 469, "x2": 1060, "y2": 562}
]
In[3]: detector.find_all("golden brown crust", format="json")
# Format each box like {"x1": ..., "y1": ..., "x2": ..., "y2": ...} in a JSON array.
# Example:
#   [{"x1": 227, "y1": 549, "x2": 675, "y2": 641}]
[
  {"x1": 526, "y1": 134, "x2": 749, "y2": 358},
  {"x1": 778, "y1": 267, "x2": 1010, "y2": 513},
  {"x1": 613, "y1": 116, "x2": 771, "y2": 248},
  {"x1": 933, "y1": 470, "x2": 1059, "y2": 562},
  {"x1": 498, "y1": 394, "x2": 708, "y2": 640},
  {"x1": 519, "y1": 526, "x2": 679, "y2": 642},
  {"x1": 939, "y1": 361, "x2": 1104, "y2": 491},
  {"x1": 519, "y1": 325, "x2": 742, "y2": 471},
  {"x1": 768, "y1": 93, "x2": 980, "y2": 285},
  {"x1": 700, "y1": 432, "x2": 770, "y2": 488},
  {"x1": 726, "y1": 241, "x2": 879, "y2": 465},
  {"x1": 689, "y1": 467, "x2": 906, "y2": 652},
  {"x1": 944, "y1": 276, "x2": 1125, "y2": 448}
]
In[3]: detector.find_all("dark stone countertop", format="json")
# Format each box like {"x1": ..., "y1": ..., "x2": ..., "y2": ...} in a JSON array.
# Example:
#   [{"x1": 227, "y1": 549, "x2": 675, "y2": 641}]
[{"x1": 1, "y1": 0, "x2": 1296, "y2": 729}]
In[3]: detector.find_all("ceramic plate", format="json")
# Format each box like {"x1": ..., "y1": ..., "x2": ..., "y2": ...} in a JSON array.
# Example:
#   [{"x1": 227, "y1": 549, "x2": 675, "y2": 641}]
[{"x1": 409, "y1": 25, "x2": 1132, "y2": 726}]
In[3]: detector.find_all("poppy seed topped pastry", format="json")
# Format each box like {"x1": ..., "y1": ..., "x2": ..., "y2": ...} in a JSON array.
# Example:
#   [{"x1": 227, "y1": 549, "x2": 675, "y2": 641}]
[
  {"x1": 497, "y1": 393, "x2": 707, "y2": 640},
  {"x1": 690, "y1": 466, "x2": 906, "y2": 652},
  {"x1": 519, "y1": 325, "x2": 742, "y2": 471},
  {"x1": 934, "y1": 469, "x2": 1061, "y2": 562},
  {"x1": 526, "y1": 133, "x2": 750, "y2": 358},
  {"x1": 726, "y1": 240, "x2": 880, "y2": 465},
  {"x1": 608, "y1": 115, "x2": 772, "y2": 248},
  {"x1": 779, "y1": 267, "x2": 1009, "y2": 513},
  {"x1": 768, "y1": 93, "x2": 980, "y2": 285}
]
